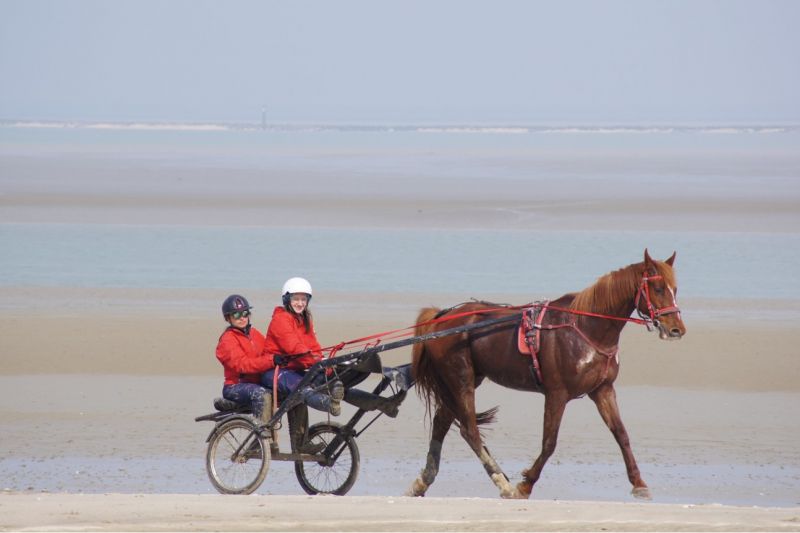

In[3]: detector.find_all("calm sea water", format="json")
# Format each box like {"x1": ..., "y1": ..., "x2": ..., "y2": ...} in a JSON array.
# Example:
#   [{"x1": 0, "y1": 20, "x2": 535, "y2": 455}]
[
  {"x1": 2, "y1": 124, "x2": 799, "y2": 302},
  {"x1": 1, "y1": 223, "x2": 799, "y2": 301}
]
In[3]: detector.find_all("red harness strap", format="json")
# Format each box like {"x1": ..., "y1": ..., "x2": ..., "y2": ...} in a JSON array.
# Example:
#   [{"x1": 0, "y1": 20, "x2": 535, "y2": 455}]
[
  {"x1": 519, "y1": 301, "x2": 623, "y2": 389},
  {"x1": 321, "y1": 304, "x2": 531, "y2": 355},
  {"x1": 272, "y1": 367, "x2": 280, "y2": 413},
  {"x1": 520, "y1": 303, "x2": 548, "y2": 384}
]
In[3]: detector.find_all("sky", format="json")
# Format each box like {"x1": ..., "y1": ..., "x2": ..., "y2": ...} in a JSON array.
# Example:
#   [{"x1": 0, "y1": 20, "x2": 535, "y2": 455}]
[{"x1": 1, "y1": 0, "x2": 798, "y2": 124}]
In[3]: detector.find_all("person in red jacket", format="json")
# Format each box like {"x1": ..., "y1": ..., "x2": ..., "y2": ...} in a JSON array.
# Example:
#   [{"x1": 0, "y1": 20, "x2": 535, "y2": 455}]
[
  {"x1": 216, "y1": 294, "x2": 274, "y2": 426},
  {"x1": 261, "y1": 277, "x2": 343, "y2": 453}
]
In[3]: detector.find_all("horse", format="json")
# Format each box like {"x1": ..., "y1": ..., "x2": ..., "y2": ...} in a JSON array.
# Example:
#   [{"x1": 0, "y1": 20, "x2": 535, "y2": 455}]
[{"x1": 407, "y1": 249, "x2": 686, "y2": 499}]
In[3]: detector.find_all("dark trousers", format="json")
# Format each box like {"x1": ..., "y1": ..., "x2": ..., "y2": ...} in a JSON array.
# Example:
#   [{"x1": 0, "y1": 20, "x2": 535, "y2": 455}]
[
  {"x1": 261, "y1": 368, "x2": 305, "y2": 399},
  {"x1": 222, "y1": 382, "x2": 268, "y2": 418}
]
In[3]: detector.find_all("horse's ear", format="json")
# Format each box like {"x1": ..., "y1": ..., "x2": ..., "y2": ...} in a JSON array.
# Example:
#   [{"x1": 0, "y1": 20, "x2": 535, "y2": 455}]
[
  {"x1": 643, "y1": 248, "x2": 657, "y2": 274},
  {"x1": 665, "y1": 251, "x2": 676, "y2": 266}
]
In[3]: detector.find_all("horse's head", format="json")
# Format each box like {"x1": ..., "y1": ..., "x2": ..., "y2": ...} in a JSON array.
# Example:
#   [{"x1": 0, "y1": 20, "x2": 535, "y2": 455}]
[{"x1": 637, "y1": 249, "x2": 686, "y2": 340}]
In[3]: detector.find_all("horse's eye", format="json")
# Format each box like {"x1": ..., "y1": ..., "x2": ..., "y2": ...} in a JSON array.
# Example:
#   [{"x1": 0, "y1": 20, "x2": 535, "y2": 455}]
[{"x1": 654, "y1": 286, "x2": 664, "y2": 294}]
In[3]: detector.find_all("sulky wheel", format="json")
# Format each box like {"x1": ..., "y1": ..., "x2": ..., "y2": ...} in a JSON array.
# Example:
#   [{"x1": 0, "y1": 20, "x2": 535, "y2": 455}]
[
  {"x1": 295, "y1": 422, "x2": 360, "y2": 495},
  {"x1": 206, "y1": 418, "x2": 270, "y2": 494}
]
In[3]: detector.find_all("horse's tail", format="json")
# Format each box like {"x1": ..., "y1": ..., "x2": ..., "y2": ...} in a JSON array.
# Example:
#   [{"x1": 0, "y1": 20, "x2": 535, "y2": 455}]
[
  {"x1": 411, "y1": 307, "x2": 498, "y2": 427},
  {"x1": 411, "y1": 307, "x2": 439, "y2": 404},
  {"x1": 412, "y1": 307, "x2": 446, "y2": 419}
]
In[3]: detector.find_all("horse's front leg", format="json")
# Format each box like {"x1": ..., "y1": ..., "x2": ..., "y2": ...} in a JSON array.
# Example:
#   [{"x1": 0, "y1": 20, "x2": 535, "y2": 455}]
[
  {"x1": 406, "y1": 407, "x2": 454, "y2": 496},
  {"x1": 517, "y1": 392, "x2": 568, "y2": 498},
  {"x1": 589, "y1": 383, "x2": 651, "y2": 499}
]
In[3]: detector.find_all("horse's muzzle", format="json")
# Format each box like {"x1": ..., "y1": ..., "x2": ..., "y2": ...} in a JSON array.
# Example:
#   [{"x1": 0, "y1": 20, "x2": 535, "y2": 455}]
[{"x1": 655, "y1": 320, "x2": 685, "y2": 340}]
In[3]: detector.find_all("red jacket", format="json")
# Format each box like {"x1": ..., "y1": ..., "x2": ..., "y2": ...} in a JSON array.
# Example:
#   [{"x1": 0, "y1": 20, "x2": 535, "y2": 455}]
[
  {"x1": 216, "y1": 325, "x2": 273, "y2": 385},
  {"x1": 262, "y1": 306, "x2": 322, "y2": 371}
]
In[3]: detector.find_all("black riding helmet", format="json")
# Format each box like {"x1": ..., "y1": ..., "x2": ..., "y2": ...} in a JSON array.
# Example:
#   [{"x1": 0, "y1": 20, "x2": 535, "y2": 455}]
[{"x1": 221, "y1": 294, "x2": 252, "y2": 318}]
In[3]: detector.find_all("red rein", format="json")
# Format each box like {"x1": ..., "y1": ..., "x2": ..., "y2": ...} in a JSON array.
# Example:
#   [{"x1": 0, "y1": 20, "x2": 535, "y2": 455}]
[{"x1": 321, "y1": 272, "x2": 681, "y2": 364}]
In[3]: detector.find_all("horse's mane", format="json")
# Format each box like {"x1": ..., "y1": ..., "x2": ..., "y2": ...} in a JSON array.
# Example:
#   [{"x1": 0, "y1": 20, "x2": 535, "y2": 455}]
[{"x1": 570, "y1": 260, "x2": 676, "y2": 315}]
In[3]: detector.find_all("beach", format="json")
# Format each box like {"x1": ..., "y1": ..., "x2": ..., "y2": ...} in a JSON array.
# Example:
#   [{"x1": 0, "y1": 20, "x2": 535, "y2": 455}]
[
  {"x1": 2, "y1": 493, "x2": 799, "y2": 532},
  {"x1": 1, "y1": 125, "x2": 799, "y2": 530}
]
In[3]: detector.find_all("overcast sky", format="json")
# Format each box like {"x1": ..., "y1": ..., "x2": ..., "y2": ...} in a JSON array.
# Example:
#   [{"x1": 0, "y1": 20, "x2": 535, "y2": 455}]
[{"x1": 1, "y1": 0, "x2": 798, "y2": 124}]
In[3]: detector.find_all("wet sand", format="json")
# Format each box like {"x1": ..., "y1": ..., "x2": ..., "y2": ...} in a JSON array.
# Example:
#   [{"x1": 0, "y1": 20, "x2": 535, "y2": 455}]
[
  {"x1": 2, "y1": 151, "x2": 800, "y2": 530},
  {"x1": 2, "y1": 287, "x2": 799, "y2": 391},
  {"x1": 2, "y1": 152, "x2": 800, "y2": 233},
  {"x1": 1, "y1": 293, "x2": 799, "y2": 530}
]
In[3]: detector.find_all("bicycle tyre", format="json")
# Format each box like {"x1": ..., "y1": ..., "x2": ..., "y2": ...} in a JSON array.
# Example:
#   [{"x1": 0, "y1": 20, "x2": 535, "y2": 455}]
[
  {"x1": 294, "y1": 422, "x2": 360, "y2": 495},
  {"x1": 206, "y1": 418, "x2": 270, "y2": 494}
]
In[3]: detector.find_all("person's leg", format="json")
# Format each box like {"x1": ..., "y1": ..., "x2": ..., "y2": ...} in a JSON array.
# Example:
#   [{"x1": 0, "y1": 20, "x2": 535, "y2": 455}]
[
  {"x1": 278, "y1": 371, "x2": 326, "y2": 454},
  {"x1": 260, "y1": 369, "x2": 278, "y2": 395},
  {"x1": 278, "y1": 370, "x2": 305, "y2": 397},
  {"x1": 261, "y1": 370, "x2": 328, "y2": 453},
  {"x1": 222, "y1": 382, "x2": 267, "y2": 421},
  {"x1": 261, "y1": 369, "x2": 305, "y2": 399},
  {"x1": 289, "y1": 371, "x2": 344, "y2": 452},
  {"x1": 275, "y1": 370, "x2": 340, "y2": 414}
]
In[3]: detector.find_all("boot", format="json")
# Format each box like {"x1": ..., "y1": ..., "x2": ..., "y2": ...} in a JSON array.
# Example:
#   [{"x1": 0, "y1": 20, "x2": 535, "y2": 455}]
[
  {"x1": 344, "y1": 388, "x2": 405, "y2": 418},
  {"x1": 329, "y1": 380, "x2": 345, "y2": 402},
  {"x1": 249, "y1": 391, "x2": 277, "y2": 455},
  {"x1": 302, "y1": 387, "x2": 341, "y2": 416},
  {"x1": 257, "y1": 390, "x2": 273, "y2": 427},
  {"x1": 248, "y1": 390, "x2": 272, "y2": 429},
  {"x1": 287, "y1": 404, "x2": 325, "y2": 455},
  {"x1": 260, "y1": 391, "x2": 280, "y2": 454}
]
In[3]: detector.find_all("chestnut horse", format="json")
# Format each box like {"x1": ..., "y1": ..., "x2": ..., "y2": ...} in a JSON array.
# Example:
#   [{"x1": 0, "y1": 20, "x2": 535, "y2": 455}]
[{"x1": 407, "y1": 249, "x2": 686, "y2": 499}]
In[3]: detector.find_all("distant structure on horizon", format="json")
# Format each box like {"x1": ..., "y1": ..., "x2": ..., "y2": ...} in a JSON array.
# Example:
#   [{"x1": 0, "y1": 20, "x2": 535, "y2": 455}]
[{"x1": 261, "y1": 107, "x2": 266, "y2": 130}]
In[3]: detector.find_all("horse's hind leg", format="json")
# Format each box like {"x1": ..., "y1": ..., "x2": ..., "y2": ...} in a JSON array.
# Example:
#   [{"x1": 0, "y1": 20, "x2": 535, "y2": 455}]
[
  {"x1": 589, "y1": 384, "x2": 651, "y2": 499},
  {"x1": 406, "y1": 407, "x2": 454, "y2": 496},
  {"x1": 455, "y1": 393, "x2": 518, "y2": 498},
  {"x1": 471, "y1": 436, "x2": 518, "y2": 499},
  {"x1": 517, "y1": 392, "x2": 568, "y2": 498}
]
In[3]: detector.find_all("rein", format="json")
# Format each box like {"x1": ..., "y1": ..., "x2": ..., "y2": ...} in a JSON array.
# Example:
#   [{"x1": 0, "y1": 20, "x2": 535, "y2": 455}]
[
  {"x1": 321, "y1": 304, "x2": 531, "y2": 356},
  {"x1": 320, "y1": 272, "x2": 680, "y2": 361}
]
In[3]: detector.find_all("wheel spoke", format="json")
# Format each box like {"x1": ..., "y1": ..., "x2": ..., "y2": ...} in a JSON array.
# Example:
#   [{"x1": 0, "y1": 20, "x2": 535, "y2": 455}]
[
  {"x1": 206, "y1": 419, "x2": 269, "y2": 494},
  {"x1": 295, "y1": 423, "x2": 359, "y2": 495}
]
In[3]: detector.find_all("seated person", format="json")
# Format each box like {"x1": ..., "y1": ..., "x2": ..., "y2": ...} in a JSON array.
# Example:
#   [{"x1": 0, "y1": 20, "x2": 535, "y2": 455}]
[
  {"x1": 215, "y1": 294, "x2": 274, "y2": 427},
  {"x1": 262, "y1": 277, "x2": 405, "y2": 417},
  {"x1": 261, "y1": 277, "x2": 343, "y2": 453}
]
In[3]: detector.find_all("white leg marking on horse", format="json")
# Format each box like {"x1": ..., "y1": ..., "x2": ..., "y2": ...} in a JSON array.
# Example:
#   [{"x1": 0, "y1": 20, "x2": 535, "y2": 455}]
[{"x1": 480, "y1": 447, "x2": 515, "y2": 498}]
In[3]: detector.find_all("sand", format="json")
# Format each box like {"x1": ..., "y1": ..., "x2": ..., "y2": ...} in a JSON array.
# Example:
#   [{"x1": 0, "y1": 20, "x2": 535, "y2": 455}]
[
  {"x1": 2, "y1": 493, "x2": 799, "y2": 532},
  {"x1": 2, "y1": 152, "x2": 800, "y2": 233},
  {"x1": 2, "y1": 149, "x2": 800, "y2": 530},
  {"x1": 2, "y1": 286, "x2": 799, "y2": 531}
]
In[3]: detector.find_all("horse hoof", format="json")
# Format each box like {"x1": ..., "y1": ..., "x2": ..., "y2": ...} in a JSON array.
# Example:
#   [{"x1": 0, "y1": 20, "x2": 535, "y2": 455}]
[
  {"x1": 515, "y1": 482, "x2": 533, "y2": 499},
  {"x1": 632, "y1": 486, "x2": 652, "y2": 500},
  {"x1": 405, "y1": 479, "x2": 427, "y2": 497},
  {"x1": 498, "y1": 484, "x2": 527, "y2": 499}
]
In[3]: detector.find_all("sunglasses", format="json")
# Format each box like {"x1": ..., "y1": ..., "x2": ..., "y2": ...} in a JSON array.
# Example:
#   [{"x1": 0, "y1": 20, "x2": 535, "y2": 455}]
[{"x1": 230, "y1": 310, "x2": 251, "y2": 320}]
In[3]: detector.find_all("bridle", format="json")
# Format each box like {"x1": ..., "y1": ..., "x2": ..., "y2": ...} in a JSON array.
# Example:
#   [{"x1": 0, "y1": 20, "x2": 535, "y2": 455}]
[
  {"x1": 634, "y1": 272, "x2": 681, "y2": 331},
  {"x1": 525, "y1": 270, "x2": 682, "y2": 391}
]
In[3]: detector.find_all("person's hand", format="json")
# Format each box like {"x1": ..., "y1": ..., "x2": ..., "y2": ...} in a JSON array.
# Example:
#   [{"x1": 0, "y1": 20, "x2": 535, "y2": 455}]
[{"x1": 273, "y1": 354, "x2": 287, "y2": 366}]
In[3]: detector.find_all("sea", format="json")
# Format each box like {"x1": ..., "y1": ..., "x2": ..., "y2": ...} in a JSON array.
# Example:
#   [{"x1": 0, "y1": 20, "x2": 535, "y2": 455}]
[{"x1": 2, "y1": 120, "x2": 799, "y2": 305}]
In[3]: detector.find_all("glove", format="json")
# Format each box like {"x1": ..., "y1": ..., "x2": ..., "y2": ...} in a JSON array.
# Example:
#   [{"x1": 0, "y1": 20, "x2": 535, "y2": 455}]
[{"x1": 273, "y1": 354, "x2": 288, "y2": 366}]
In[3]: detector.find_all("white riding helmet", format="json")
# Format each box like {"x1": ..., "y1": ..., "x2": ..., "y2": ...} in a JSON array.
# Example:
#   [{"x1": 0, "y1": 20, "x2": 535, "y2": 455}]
[{"x1": 282, "y1": 277, "x2": 313, "y2": 304}]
